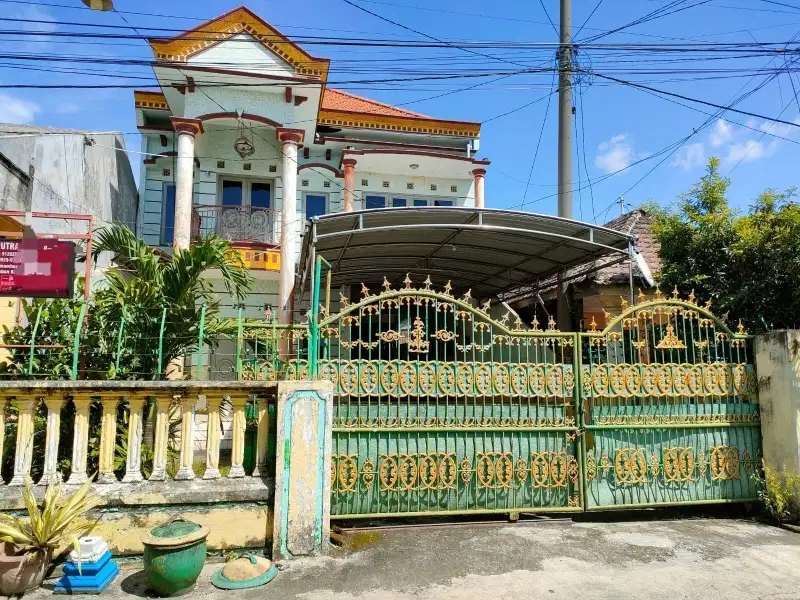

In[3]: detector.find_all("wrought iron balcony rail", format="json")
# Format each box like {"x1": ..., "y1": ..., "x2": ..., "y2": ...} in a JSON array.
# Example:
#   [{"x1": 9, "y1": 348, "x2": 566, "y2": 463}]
[{"x1": 191, "y1": 205, "x2": 279, "y2": 245}]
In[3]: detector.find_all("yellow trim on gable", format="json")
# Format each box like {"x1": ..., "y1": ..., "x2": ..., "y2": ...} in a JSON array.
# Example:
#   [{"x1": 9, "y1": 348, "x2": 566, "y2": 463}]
[
  {"x1": 317, "y1": 110, "x2": 481, "y2": 138},
  {"x1": 134, "y1": 91, "x2": 169, "y2": 111},
  {"x1": 148, "y1": 8, "x2": 329, "y2": 81}
]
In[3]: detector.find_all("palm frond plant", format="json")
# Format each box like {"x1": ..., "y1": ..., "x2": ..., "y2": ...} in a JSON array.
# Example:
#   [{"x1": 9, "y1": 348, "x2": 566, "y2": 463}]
[{"x1": 0, "y1": 477, "x2": 99, "y2": 593}]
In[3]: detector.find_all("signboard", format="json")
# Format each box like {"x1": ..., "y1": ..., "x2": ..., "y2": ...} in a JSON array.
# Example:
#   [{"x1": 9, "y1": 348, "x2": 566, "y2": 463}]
[{"x1": 0, "y1": 239, "x2": 76, "y2": 298}]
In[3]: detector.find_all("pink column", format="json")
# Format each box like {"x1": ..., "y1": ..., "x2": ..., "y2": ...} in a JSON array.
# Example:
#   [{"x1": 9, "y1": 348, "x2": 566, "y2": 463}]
[
  {"x1": 342, "y1": 158, "x2": 357, "y2": 212},
  {"x1": 472, "y1": 168, "x2": 486, "y2": 209}
]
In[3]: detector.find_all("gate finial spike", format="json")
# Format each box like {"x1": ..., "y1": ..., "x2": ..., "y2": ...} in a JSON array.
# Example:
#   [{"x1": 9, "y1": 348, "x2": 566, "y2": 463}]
[
  {"x1": 531, "y1": 316, "x2": 540, "y2": 331},
  {"x1": 481, "y1": 299, "x2": 491, "y2": 313},
  {"x1": 688, "y1": 289, "x2": 696, "y2": 305},
  {"x1": 737, "y1": 319, "x2": 746, "y2": 335},
  {"x1": 339, "y1": 292, "x2": 350, "y2": 308},
  {"x1": 461, "y1": 289, "x2": 472, "y2": 302},
  {"x1": 620, "y1": 296, "x2": 629, "y2": 310},
  {"x1": 361, "y1": 283, "x2": 371, "y2": 298},
  {"x1": 423, "y1": 276, "x2": 433, "y2": 291},
  {"x1": 403, "y1": 273, "x2": 413, "y2": 290},
  {"x1": 589, "y1": 316, "x2": 598, "y2": 332},
  {"x1": 443, "y1": 281, "x2": 453, "y2": 297},
  {"x1": 672, "y1": 286, "x2": 680, "y2": 300},
  {"x1": 637, "y1": 289, "x2": 646, "y2": 305},
  {"x1": 655, "y1": 286, "x2": 664, "y2": 300},
  {"x1": 382, "y1": 277, "x2": 392, "y2": 292}
]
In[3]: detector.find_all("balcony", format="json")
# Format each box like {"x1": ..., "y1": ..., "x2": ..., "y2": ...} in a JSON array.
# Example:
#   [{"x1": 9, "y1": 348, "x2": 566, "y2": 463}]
[
  {"x1": 192, "y1": 205, "x2": 279, "y2": 245},
  {"x1": 191, "y1": 205, "x2": 280, "y2": 271}
]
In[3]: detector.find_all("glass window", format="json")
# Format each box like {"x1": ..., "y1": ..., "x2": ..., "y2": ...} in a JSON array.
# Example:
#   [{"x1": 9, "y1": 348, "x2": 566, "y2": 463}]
[
  {"x1": 365, "y1": 195, "x2": 386, "y2": 209},
  {"x1": 435, "y1": 200, "x2": 453, "y2": 207},
  {"x1": 306, "y1": 194, "x2": 327, "y2": 219},
  {"x1": 161, "y1": 184, "x2": 176, "y2": 246},
  {"x1": 221, "y1": 180, "x2": 243, "y2": 206},
  {"x1": 413, "y1": 199, "x2": 428, "y2": 207},
  {"x1": 392, "y1": 198, "x2": 407, "y2": 207},
  {"x1": 250, "y1": 182, "x2": 271, "y2": 209}
]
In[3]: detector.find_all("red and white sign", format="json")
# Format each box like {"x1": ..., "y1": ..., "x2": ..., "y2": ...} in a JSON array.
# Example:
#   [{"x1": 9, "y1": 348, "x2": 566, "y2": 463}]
[{"x1": 0, "y1": 239, "x2": 75, "y2": 298}]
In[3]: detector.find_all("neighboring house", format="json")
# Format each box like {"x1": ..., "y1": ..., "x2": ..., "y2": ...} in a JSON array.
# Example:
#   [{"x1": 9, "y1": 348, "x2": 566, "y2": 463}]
[
  {"x1": 508, "y1": 208, "x2": 659, "y2": 330},
  {"x1": 133, "y1": 6, "x2": 488, "y2": 322},
  {"x1": 0, "y1": 123, "x2": 138, "y2": 327}
]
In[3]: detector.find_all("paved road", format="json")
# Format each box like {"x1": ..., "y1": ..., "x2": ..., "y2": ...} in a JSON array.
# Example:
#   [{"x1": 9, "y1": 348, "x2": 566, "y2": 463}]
[{"x1": 38, "y1": 518, "x2": 800, "y2": 599}]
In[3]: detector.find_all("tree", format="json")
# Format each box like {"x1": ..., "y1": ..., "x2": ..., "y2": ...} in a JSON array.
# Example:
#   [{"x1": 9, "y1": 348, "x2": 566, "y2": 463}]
[{"x1": 654, "y1": 157, "x2": 799, "y2": 333}]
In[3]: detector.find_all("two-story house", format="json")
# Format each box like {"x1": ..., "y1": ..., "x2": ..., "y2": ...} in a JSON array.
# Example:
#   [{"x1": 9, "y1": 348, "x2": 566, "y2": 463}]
[{"x1": 134, "y1": 6, "x2": 489, "y2": 323}]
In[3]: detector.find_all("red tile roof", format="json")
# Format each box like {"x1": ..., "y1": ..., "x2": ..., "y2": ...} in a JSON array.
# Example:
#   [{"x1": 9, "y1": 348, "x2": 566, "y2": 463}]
[{"x1": 321, "y1": 89, "x2": 430, "y2": 118}]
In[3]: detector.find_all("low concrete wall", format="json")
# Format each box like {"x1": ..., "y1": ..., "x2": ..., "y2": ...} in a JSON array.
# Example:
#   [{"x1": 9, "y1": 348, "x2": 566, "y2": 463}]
[
  {"x1": 755, "y1": 330, "x2": 800, "y2": 475},
  {"x1": 0, "y1": 478, "x2": 274, "y2": 556}
]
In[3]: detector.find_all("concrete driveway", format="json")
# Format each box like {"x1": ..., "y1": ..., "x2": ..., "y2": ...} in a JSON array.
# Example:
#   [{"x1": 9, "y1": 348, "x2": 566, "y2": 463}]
[{"x1": 38, "y1": 518, "x2": 800, "y2": 600}]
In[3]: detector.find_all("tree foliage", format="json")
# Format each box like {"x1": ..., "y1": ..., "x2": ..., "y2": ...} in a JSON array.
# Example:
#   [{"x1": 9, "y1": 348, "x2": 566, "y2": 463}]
[
  {"x1": 654, "y1": 157, "x2": 800, "y2": 333},
  {"x1": 0, "y1": 224, "x2": 252, "y2": 379}
]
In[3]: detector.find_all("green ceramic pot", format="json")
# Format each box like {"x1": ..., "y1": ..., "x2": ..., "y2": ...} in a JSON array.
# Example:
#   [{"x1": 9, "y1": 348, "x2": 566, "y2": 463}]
[{"x1": 142, "y1": 517, "x2": 210, "y2": 597}]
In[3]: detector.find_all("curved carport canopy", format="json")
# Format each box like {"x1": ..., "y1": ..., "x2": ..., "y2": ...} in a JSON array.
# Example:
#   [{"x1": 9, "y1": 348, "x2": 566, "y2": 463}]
[{"x1": 297, "y1": 207, "x2": 634, "y2": 302}]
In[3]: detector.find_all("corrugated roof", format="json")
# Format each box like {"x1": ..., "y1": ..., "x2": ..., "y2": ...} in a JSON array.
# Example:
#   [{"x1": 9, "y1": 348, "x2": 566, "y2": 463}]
[{"x1": 321, "y1": 89, "x2": 430, "y2": 118}]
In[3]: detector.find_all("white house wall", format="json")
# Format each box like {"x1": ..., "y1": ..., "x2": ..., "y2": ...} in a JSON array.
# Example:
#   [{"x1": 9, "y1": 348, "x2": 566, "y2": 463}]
[{"x1": 186, "y1": 34, "x2": 296, "y2": 78}]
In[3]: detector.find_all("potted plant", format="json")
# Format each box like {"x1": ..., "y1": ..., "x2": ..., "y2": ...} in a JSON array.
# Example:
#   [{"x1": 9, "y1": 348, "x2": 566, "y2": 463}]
[{"x1": 0, "y1": 478, "x2": 98, "y2": 595}]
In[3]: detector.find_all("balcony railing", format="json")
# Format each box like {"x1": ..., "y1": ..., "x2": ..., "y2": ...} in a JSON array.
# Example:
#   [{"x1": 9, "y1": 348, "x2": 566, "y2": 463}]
[{"x1": 192, "y1": 205, "x2": 279, "y2": 245}]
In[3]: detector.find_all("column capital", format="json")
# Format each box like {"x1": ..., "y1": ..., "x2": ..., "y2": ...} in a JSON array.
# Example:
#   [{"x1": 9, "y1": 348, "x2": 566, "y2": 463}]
[
  {"x1": 472, "y1": 168, "x2": 487, "y2": 177},
  {"x1": 342, "y1": 158, "x2": 357, "y2": 169},
  {"x1": 44, "y1": 395, "x2": 66, "y2": 412},
  {"x1": 171, "y1": 117, "x2": 204, "y2": 137},
  {"x1": 277, "y1": 128, "x2": 305, "y2": 145}
]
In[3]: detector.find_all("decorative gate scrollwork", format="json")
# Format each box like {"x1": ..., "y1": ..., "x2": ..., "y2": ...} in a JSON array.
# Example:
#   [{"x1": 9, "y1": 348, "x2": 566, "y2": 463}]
[
  {"x1": 324, "y1": 275, "x2": 582, "y2": 518},
  {"x1": 580, "y1": 289, "x2": 761, "y2": 509}
]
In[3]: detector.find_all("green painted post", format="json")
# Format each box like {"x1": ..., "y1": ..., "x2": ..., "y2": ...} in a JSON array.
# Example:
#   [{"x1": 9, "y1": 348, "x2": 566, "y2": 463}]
[
  {"x1": 156, "y1": 306, "x2": 167, "y2": 379},
  {"x1": 235, "y1": 306, "x2": 244, "y2": 380},
  {"x1": 309, "y1": 256, "x2": 322, "y2": 378},
  {"x1": 71, "y1": 303, "x2": 87, "y2": 380},
  {"x1": 114, "y1": 312, "x2": 126, "y2": 375},
  {"x1": 27, "y1": 305, "x2": 43, "y2": 376},
  {"x1": 196, "y1": 304, "x2": 206, "y2": 380}
]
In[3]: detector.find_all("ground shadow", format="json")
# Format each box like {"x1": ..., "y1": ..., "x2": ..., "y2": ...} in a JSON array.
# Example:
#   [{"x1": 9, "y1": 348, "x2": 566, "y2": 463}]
[{"x1": 120, "y1": 570, "x2": 158, "y2": 598}]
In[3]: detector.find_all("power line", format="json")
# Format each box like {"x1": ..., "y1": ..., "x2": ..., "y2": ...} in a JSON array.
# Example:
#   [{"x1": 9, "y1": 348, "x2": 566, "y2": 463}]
[
  {"x1": 521, "y1": 73, "x2": 557, "y2": 205},
  {"x1": 537, "y1": 0, "x2": 559, "y2": 37}
]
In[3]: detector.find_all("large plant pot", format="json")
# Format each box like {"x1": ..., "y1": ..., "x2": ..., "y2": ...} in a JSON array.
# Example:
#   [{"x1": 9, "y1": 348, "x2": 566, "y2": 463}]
[
  {"x1": 0, "y1": 543, "x2": 51, "y2": 595},
  {"x1": 142, "y1": 518, "x2": 209, "y2": 597}
]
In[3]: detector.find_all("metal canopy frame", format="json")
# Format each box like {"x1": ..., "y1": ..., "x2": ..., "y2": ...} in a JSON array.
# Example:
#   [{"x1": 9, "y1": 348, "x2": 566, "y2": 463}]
[{"x1": 297, "y1": 207, "x2": 635, "y2": 302}]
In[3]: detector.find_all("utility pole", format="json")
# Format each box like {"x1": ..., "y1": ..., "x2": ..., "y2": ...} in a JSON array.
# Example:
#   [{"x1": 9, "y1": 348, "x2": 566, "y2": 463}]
[
  {"x1": 557, "y1": 0, "x2": 573, "y2": 219},
  {"x1": 556, "y1": 0, "x2": 574, "y2": 333}
]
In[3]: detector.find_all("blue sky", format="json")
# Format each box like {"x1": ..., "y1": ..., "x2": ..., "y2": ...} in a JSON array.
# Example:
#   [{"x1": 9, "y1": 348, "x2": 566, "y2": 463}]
[{"x1": 1, "y1": 0, "x2": 799, "y2": 222}]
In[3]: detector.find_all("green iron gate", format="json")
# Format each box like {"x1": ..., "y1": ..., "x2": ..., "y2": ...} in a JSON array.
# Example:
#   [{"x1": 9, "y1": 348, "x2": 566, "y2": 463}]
[
  {"x1": 579, "y1": 291, "x2": 761, "y2": 509},
  {"x1": 311, "y1": 277, "x2": 761, "y2": 518},
  {"x1": 318, "y1": 277, "x2": 583, "y2": 518}
]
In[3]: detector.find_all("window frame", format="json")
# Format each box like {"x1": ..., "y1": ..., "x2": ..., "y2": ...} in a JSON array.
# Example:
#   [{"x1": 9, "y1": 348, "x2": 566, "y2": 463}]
[
  {"x1": 303, "y1": 191, "x2": 329, "y2": 221},
  {"x1": 216, "y1": 176, "x2": 274, "y2": 208},
  {"x1": 160, "y1": 182, "x2": 176, "y2": 246}
]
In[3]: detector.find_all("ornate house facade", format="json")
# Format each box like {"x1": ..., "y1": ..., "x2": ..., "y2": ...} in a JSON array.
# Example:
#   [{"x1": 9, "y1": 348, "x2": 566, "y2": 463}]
[{"x1": 134, "y1": 6, "x2": 488, "y2": 321}]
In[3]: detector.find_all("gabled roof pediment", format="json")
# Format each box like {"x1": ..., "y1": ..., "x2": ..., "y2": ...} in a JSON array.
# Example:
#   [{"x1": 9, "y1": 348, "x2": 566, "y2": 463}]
[{"x1": 148, "y1": 6, "x2": 329, "y2": 80}]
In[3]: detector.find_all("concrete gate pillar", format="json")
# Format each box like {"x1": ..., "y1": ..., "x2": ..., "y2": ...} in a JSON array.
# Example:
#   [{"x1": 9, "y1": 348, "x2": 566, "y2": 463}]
[
  {"x1": 272, "y1": 380, "x2": 333, "y2": 561},
  {"x1": 754, "y1": 330, "x2": 800, "y2": 475}
]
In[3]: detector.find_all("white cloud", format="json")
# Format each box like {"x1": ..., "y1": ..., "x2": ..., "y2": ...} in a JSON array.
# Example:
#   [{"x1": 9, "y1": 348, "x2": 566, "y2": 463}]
[
  {"x1": 724, "y1": 139, "x2": 778, "y2": 164},
  {"x1": 758, "y1": 116, "x2": 800, "y2": 138},
  {"x1": 708, "y1": 119, "x2": 734, "y2": 147},
  {"x1": 55, "y1": 102, "x2": 81, "y2": 115},
  {"x1": 670, "y1": 142, "x2": 705, "y2": 171},
  {"x1": 594, "y1": 133, "x2": 639, "y2": 174},
  {"x1": 0, "y1": 94, "x2": 40, "y2": 124}
]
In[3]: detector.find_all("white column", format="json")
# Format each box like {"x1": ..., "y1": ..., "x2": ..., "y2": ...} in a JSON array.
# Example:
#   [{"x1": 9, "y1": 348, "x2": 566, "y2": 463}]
[
  {"x1": 122, "y1": 394, "x2": 145, "y2": 483},
  {"x1": 170, "y1": 118, "x2": 203, "y2": 252},
  {"x1": 472, "y1": 168, "x2": 486, "y2": 209},
  {"x1": 39, "y1": 397, "x2": 65, "y2": 486},
  {"x1": 277, "y1": 128, "x2": 304, "y2": 326}
]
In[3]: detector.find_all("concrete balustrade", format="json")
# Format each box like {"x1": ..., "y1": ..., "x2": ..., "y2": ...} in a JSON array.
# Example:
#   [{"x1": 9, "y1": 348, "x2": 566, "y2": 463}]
[{"x1": 0, "y1": 381, "x2": 279, "y2": 487}]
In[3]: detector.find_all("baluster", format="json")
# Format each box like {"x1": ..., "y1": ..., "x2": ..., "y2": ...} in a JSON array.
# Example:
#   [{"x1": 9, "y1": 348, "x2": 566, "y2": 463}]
[
  {"x1": 251, "y1": 395, "x2": 269, "y2": 477},
  {"x1": 9, "y1": 395, "x2": 36, "y2": 486},
  {"x1": 203, "y1": 394, "x2": 222, "y2": 480},
  {"x1": 68, "y1": 394, "x2": 92, "y2": 485},
  {"x1": 122, "y1": 394, "x2": 145, "y2": 483},
  {"x1": 148, "y1": 394, "x2": 172, "y2": 481},
  {"x1": 228, "y1": 393, "x2": 247, "y2": 478},
  {"x1": 0, "y1": 399, "x2": 7, "y2": 485},
  {"x1": 40, "y1": 395, "x2": 65, "y2": 486},
  {"x1": 175, "y1": 394, "x2": 197, "y2": 480},
  {"x1": 97, "y1": 395, "x2": 119, "y2": 484}
]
